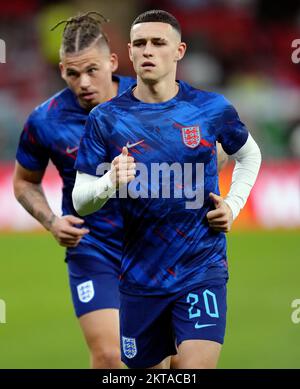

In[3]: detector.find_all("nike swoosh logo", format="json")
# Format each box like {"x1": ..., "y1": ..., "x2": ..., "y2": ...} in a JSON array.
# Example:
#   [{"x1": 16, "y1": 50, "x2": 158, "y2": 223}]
[
  {"x1": 126, "y1": 140, "x2": 144, "y2": 149},
  {"x1": 195, "y1": 323, "x2": 217, "y2": 329},
  {"x1": 66, "y1": 146, "x2": 79, "y2": 154}
]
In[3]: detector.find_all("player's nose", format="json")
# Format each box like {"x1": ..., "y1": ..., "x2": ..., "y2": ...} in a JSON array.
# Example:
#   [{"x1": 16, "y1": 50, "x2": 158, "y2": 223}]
[
  {"x1": 143, "y1": 41, "x2": 153, "y2": 57},
  {"x1": 79, "y1": 73, "x2": 91, "y2": 89}
]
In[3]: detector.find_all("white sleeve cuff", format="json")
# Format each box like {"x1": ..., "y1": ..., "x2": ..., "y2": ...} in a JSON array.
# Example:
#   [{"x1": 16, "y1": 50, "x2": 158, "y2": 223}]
[
  {"x1": 224, "y1": 133, "x2": 262, "y2": 220},
  {"x1": 72, "y1": 170, "x2": 116, "y2": 216}
]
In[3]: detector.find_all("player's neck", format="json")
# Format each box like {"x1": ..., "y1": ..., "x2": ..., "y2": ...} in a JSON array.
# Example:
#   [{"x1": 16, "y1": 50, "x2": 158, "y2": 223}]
[
  {"x1": 111, "y1": 80, "x2": 119, "y2": 99},
  {"x1": 100, "y1": 80, "x2": 119, "y2": 103},
  {"x1": 134, "y1": 76, "x2": 178, "y2": 103}
]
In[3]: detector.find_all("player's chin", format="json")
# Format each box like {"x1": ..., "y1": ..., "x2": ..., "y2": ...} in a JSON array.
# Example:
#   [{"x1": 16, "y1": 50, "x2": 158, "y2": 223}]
[
  {"x1": 139, "y1": 69, "x2": 157, "y2": 80},
  {"x1": 79, "y1": 98, "x2": 98, "y2": 110}
]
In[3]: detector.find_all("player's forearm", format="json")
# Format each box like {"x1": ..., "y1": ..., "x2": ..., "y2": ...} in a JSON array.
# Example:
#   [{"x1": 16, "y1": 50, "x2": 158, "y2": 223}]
[
  {"x1": 224, "y1": 133, "x2": 261, "y2": 220},
  {"x1": 72, "y1": 171, "x2": 116, "y2": 216},
  {"x1": 14, "y1": 181, "x2": 56, "y2": 230}
]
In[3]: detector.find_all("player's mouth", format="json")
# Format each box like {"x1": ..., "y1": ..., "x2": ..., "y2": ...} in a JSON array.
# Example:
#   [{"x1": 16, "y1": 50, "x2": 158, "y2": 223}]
[
  {"x1": 141, "y1": 61, "x2": 155, "y2": 68},
  {"x1": 80, "y1": 92, "x2": 97, "y2": 101}
]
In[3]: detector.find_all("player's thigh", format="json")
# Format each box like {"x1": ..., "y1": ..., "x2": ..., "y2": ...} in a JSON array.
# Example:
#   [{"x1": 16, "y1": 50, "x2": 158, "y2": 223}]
[
  {"x1": 119, "y1": 292, "x2": 176, "y2": 369},
  {"x1": 172, "y1": 282, "x2": 227, "y2": 368},
  {"x1": 67, "y1": 254, "x2": 120, "y2": 318},
  {"x1": 79, "y1": 308, "x2": 120, "y2": 351},
  {"x1": 148, "y1": 356, "x2": 171, "y2": 369},
  {"x1": 177, "y1": 339, "x2": 221, "y2": 368}
]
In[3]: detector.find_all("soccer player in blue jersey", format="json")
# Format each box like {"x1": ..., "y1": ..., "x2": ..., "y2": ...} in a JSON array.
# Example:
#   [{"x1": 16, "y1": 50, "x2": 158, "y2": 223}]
[
  {"x1": 73, "y1": 9, "x2": 261, "y2": 369},
  {"x1": 13, "y1": 12, "x2": 135, "y2": 368}
]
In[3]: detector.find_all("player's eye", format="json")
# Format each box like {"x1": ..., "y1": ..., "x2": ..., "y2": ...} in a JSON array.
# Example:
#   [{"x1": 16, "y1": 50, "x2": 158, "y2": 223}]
[
  {"x1": 133, "y1": 42, "x2": 144, "y2": 47},
  {"x1": 67, "y1": 70, "x2": 78, "y2": 77},
  {"x1": 87, "y1": 67, "x2": 98, "y2": 74}
]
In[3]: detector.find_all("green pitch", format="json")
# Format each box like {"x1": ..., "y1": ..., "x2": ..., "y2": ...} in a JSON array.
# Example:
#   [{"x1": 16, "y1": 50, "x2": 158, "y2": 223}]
[{"x1": 0, "y1": 230, "x2": 299, "y2": 368}]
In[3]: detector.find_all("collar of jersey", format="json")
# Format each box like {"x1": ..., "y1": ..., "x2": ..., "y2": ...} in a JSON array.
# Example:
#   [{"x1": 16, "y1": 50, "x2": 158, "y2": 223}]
[{"x1": 128, "y1": 80, "x2": 184, "y2": 109}]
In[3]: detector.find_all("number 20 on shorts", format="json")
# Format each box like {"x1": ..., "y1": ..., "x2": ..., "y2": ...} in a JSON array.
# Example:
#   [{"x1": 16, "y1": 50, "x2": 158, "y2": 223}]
[{"x1": 187, "y1": 290, "x2": 219, "y2": 319}]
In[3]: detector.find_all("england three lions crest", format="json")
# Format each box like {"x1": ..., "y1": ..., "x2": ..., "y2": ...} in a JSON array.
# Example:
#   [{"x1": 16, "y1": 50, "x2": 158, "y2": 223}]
[
  {"x1": 182, "y1": 126, "x2": 201, "y2": 148},
  {"x1": 122, "y1": 336, "x2": 137, "y2": 359},
  {"x1": 77, "y1": 280, "x2": 94, "y2": 303}
]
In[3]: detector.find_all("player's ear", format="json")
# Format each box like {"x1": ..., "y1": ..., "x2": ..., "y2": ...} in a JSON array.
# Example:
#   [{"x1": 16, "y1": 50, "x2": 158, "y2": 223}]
[
  {"x1": 59, "y1": 62, "x2": 66, "y2": 81},
  {"x1": 175, "y1": 42, "x2": 187, "y2": 62},
  {"x1": 110, "y1": 53, "x2": 119, "y2": 72},
  {"x1": 128, "y1": 43, "x2": 133, "y2": 62}
]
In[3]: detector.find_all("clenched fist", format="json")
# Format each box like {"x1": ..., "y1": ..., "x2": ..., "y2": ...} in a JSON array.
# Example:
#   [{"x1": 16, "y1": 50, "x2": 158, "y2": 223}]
[
  {"x1": 207, "y1": 192, "x2": 233, "y2": 233},
  {"x1": 110, "y1": 147, "x2": 136, "y2": 189},
  {"x1": 49, "y1": 215, "x2": 89, "y2": 247}
]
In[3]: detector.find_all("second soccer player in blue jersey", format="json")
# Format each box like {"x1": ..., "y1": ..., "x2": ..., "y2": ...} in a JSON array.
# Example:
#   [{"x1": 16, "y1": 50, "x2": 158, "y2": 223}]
[
  {"x1": 73, "y1": 10, "x2": 261, "y2": 368},
  {"x1": 13, "y1": 13, "x2": 134, "y2": 368}
]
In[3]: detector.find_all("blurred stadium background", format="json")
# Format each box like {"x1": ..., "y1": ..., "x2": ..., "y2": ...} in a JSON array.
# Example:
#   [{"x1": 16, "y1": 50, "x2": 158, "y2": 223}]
[{"x1": 0, "y1": 0, "x2": 300, "y2": 368}]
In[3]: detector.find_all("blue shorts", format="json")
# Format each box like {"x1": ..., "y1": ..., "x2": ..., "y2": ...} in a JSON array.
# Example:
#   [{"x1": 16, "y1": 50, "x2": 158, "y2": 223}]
[
  {"x1": 67, "y1": 254, "x2": 120, "y2": 318},
  {"x1": 120, "y1": 282, "x2": 227, "y2": 368}
]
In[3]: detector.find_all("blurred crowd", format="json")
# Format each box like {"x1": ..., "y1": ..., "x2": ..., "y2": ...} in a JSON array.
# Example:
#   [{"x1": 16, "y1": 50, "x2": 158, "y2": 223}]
[{"x1": 1, "y1": 0, "x2": 300, "y2": 161}]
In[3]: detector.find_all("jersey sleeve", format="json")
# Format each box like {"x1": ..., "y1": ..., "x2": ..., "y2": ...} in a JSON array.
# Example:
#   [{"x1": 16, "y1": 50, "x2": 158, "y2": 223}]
[
  {"x1": 75, "y1": 109, "x2": 109, "y2": 176},
  {"x1": 16, "y1": 113, "x2": 49, "y2": 171},
  {"x1": 215, "y1": 96, "x2": 249, "y2": 155}
]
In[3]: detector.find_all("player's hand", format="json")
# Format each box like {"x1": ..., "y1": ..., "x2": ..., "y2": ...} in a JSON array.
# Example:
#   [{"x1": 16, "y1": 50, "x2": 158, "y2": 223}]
[
  {"x1": 49, "y1": 215, "x2": 90, "y2": 247},
  {"x1": 110, "y1": 147, "x2": 136, "y2": 189},
  {"x1": 206, "y1": 193, "x2": 233, "y2": 233}
]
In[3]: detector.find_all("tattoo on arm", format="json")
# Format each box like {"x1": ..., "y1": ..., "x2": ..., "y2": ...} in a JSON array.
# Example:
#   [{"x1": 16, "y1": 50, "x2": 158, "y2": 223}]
[
  {"x1": 36, "y1": 211, "x2": 56, "y2": 230},
  {"x1": 16, "y1": 184, "x2": 56, "y2": 230}
]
